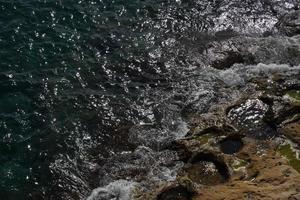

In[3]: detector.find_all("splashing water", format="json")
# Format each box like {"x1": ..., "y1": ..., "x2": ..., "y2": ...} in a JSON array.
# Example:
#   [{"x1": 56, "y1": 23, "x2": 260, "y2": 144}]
[{"x1": 0, "y1": 0, "x2": 299, "y2": 199}]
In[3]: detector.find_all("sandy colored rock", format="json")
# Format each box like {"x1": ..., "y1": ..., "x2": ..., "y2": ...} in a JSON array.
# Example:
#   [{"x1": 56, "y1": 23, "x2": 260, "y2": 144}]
[
  {"x1": 194, "y1": 145, "x2": 300, "y2": 200},
  {"x1": 279, "y1": 115, "x2": 300, "y2": 145}
]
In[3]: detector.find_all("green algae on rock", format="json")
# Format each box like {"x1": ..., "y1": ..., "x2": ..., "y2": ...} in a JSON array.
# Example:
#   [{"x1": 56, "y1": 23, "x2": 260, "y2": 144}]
[
  {"x1": 278, "y1": 143, "x2": 300, "y2": 173},
  {"x1": 285, "y1": 90, "x2": 300, "y2": 106},
  {"x1": 232, "y1": 159, "x2": 248, "y2": 170},
  {"x1": 194, "y1": 133, "x2": 214, "y2": 145},
  {"x1": 185, "y1": 162, "x2": 225, "y2": 185}
]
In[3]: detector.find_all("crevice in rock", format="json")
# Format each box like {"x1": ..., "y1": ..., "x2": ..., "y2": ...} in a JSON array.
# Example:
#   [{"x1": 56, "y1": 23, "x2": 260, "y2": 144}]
[
  {"x1": 164, "y1": 141, "x2": 192, "y2": 163},
  {"x1": 211, "y1": 52, "x2": 255, "y2": 70},
  {"x1": 156, "y1": 185, "x2": 195, "y2": 200},
  {"x1": 219, "y1": 134, "x2": 244, "y2": 154},
  {"x1": 187, "y1": 152, "x2": 230, "y2": 184},
  {"x1": 195, "y1": 125, "x2": 237, "y2": 137}
]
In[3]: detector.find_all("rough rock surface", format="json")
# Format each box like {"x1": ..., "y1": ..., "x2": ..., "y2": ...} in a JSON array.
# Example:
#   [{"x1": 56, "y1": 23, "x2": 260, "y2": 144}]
[
  {"x1": 135, "y1": 91, "x2": 300, "y2": 199},
  {"x1": 276, "y1": 10, "x2": 300, "y2": 36},
  {"x1": 279, "y1": 115, "x2": 300, "y2": 145},
  {"x1": 195, "y1": 142, "x2": 300, "y2": 200},
  {"x1": 133, "y1": 8, "x2": 300, "y2": 200}
]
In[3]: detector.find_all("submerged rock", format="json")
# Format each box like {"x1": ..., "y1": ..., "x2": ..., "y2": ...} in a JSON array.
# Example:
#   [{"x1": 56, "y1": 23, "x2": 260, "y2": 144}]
[
  {"x1": 205, "y1": 35, "x2": 300, "y2": 69},
  {"x1": 210, "y1": 51, "x2": 254, "y2": 70},
  {"x1": 87, "y1": 180, "x2": 137, "y2": 200},
  {"x1": 276, "y1": 10, "x2": 300, "y2": 36},
  {"x1": 219, "y1": 135, "x2": 244, "y2": 154},
  {"x1": 245, "y1": 36, "x2": 300, "y2": 66},
  {"x1": 85, "y1": 8, "x2": 300, "y2": 200}
]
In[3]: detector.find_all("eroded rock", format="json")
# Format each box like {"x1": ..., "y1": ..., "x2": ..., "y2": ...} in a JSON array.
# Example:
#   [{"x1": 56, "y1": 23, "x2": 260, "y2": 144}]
[
  {"x1": 184, "y1": 152, "x2": 230, "y2": 185},
  {"x1": 156, "y1": 185, "x2": 195, "y2": 200},
  {"x1": 193, "y1": 141, "x2": 300, "y2": 200},
  {"x1": 219, "y1": 135, "x2": 244, "y2": 154},
  {"x1": 276, "y1": 10, "x2": 300, "y2": 36},
  {"x1": 279, "y1": 115, "x2": 300, "y2": 145}
]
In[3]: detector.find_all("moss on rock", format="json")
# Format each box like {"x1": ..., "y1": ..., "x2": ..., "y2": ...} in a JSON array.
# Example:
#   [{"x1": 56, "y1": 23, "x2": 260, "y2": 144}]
[
  {"x1": 278, "y1": 144, "x2": 300, "y2": 173},
  {"x1": 194, "y1": 133, "x2": 213, "y2": 144},
  {"x1": 232, "y1": 159, "x2": 248, "y2": 170},
  {"x1": 285, "y1": 90, "x2": 300, "y2": 106}
]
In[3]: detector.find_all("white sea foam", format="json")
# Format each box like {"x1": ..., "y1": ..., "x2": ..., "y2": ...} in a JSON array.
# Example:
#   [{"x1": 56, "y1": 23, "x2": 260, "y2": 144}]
[{"x1": 87, "y1": 180, "x2": 137, "y2": 200}]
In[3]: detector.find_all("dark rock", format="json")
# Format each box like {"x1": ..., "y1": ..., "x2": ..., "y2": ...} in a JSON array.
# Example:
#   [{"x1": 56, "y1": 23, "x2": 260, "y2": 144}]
[
  {"x1": 276, "y1": 10, "x2": 300, "y2": 37},
  {"x1": 186, "y1": 152, "x2": 230, "y2": 184},
  {"x1": 245, "y1": 36, "x2": 300, "y2": 66},
  {"x1": 219, "y1": 135, "x2": 244, "y2": 154},
  {"x1": 203, "y1": 35, "x2": 300, "y2": 69},
  {"x1": 227, "y1": 99, "x2": 277, "y2": 138},
  {"x1": 211, "y1": 51, "x2": 254, "y2": 70},
  {"x1": 156, "y1": 185, "x2": 194, "y2": 200}
]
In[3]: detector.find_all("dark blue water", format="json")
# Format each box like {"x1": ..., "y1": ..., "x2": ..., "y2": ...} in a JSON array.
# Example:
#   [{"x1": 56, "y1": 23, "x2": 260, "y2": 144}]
[
  {"x1": 0, "y1": 0, "x2": 299, "y2": 199},
  {"x1": 0, "y1": 1, "x2": 156, "y2": 198}
]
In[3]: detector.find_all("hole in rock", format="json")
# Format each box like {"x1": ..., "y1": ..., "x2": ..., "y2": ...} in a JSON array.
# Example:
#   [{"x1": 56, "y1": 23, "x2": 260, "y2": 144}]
[
  {"x1": 219, "y1": 135, "x2": 243, "y2": 154},
  {"x1": 187, "y1": 152, "x2": 230, "y2": 185},
  {"x1": 157, "y1": 185, "x2": 194, "y2": 200},
  {"x1": 164, "y1": 141, "x2": 192, "y2": 163}
]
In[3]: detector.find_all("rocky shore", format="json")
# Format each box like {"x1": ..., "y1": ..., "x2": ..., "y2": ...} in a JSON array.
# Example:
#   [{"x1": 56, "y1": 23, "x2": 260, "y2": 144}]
[{"x1": 131, "y1": 10, "x2": 300, "y2": 200}]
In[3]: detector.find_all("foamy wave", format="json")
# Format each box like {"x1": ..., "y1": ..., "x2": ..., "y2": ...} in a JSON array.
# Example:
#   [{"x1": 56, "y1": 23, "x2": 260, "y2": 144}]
[{"x1": 87, "y1": 180, "x2": 137, "y2": 200}]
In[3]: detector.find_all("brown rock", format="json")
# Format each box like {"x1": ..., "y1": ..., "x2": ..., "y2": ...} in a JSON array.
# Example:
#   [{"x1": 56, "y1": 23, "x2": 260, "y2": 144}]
[{"x1": 279, "y1": 115, "x2": 300, "y2": 145}]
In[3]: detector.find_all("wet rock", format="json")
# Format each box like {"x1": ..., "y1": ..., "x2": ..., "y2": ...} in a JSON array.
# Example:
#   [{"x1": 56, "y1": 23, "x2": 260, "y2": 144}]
[
  {"x1": 178, "y1": 124, "x2": 240, "y2": 157},
  {"x1": 276, "y1": 10, "x2": 300, "y2": 36},
  {"x1": 87, "y1": 180, "x2": 136, "y2": 200},
  {"x1": 285, "y1": 90, "x2": 300, "y2": 106},
  {"x1": 210, "y1": 51, "x2": 254, "y2": 70},
  {"x1": 97, "y1": 146, "x2": 182, "y2": 186},
  {"x1": 245, "y1": 36, "x2": 300, "y2": 66},
  {"x1": 279, "y1": 115, "x2": 300, "y2": 145},
  {"x1": 219, "y1": 135, "x2": 244, "y2": 154},
  {"x1": 193, "y1": 133, "x2": 215, "y2": 145},
  {"x1": 128, "y1": 120, "x2": 188, "y2": 150},
  {"x1": 183, "y1": 152, "x2": 230, "y2": 185},
  {"x1": 277, "y1": 143, "x2": 300, "y2": 173},
  {"x1": 227, "y1": 99, "x2": 276, "y2": 138},
  {"x1": 203, "y1": 35, "x2": 300, "y2": 69},
  {"x1": 188, "y1": 114, "x2": 232, "y2": 136},
  {"x1": 164, "y1": 141, "x2": 192, "y2": 163},
  {"x1": 184, "y1": 161, "x2": 226, "y2": 185},
  {"x1": 202, "y1": 39, "x2": 255, "y2": 70},
  {"x1": 193, "y1": 141, "x2": 300, "y2": 200},
  {"x1": 156, "y1": 185, "x2": 195, "y2": 200},
  {"x1": 193, "y1": 125, "x2": 236, "y2": 138}
]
